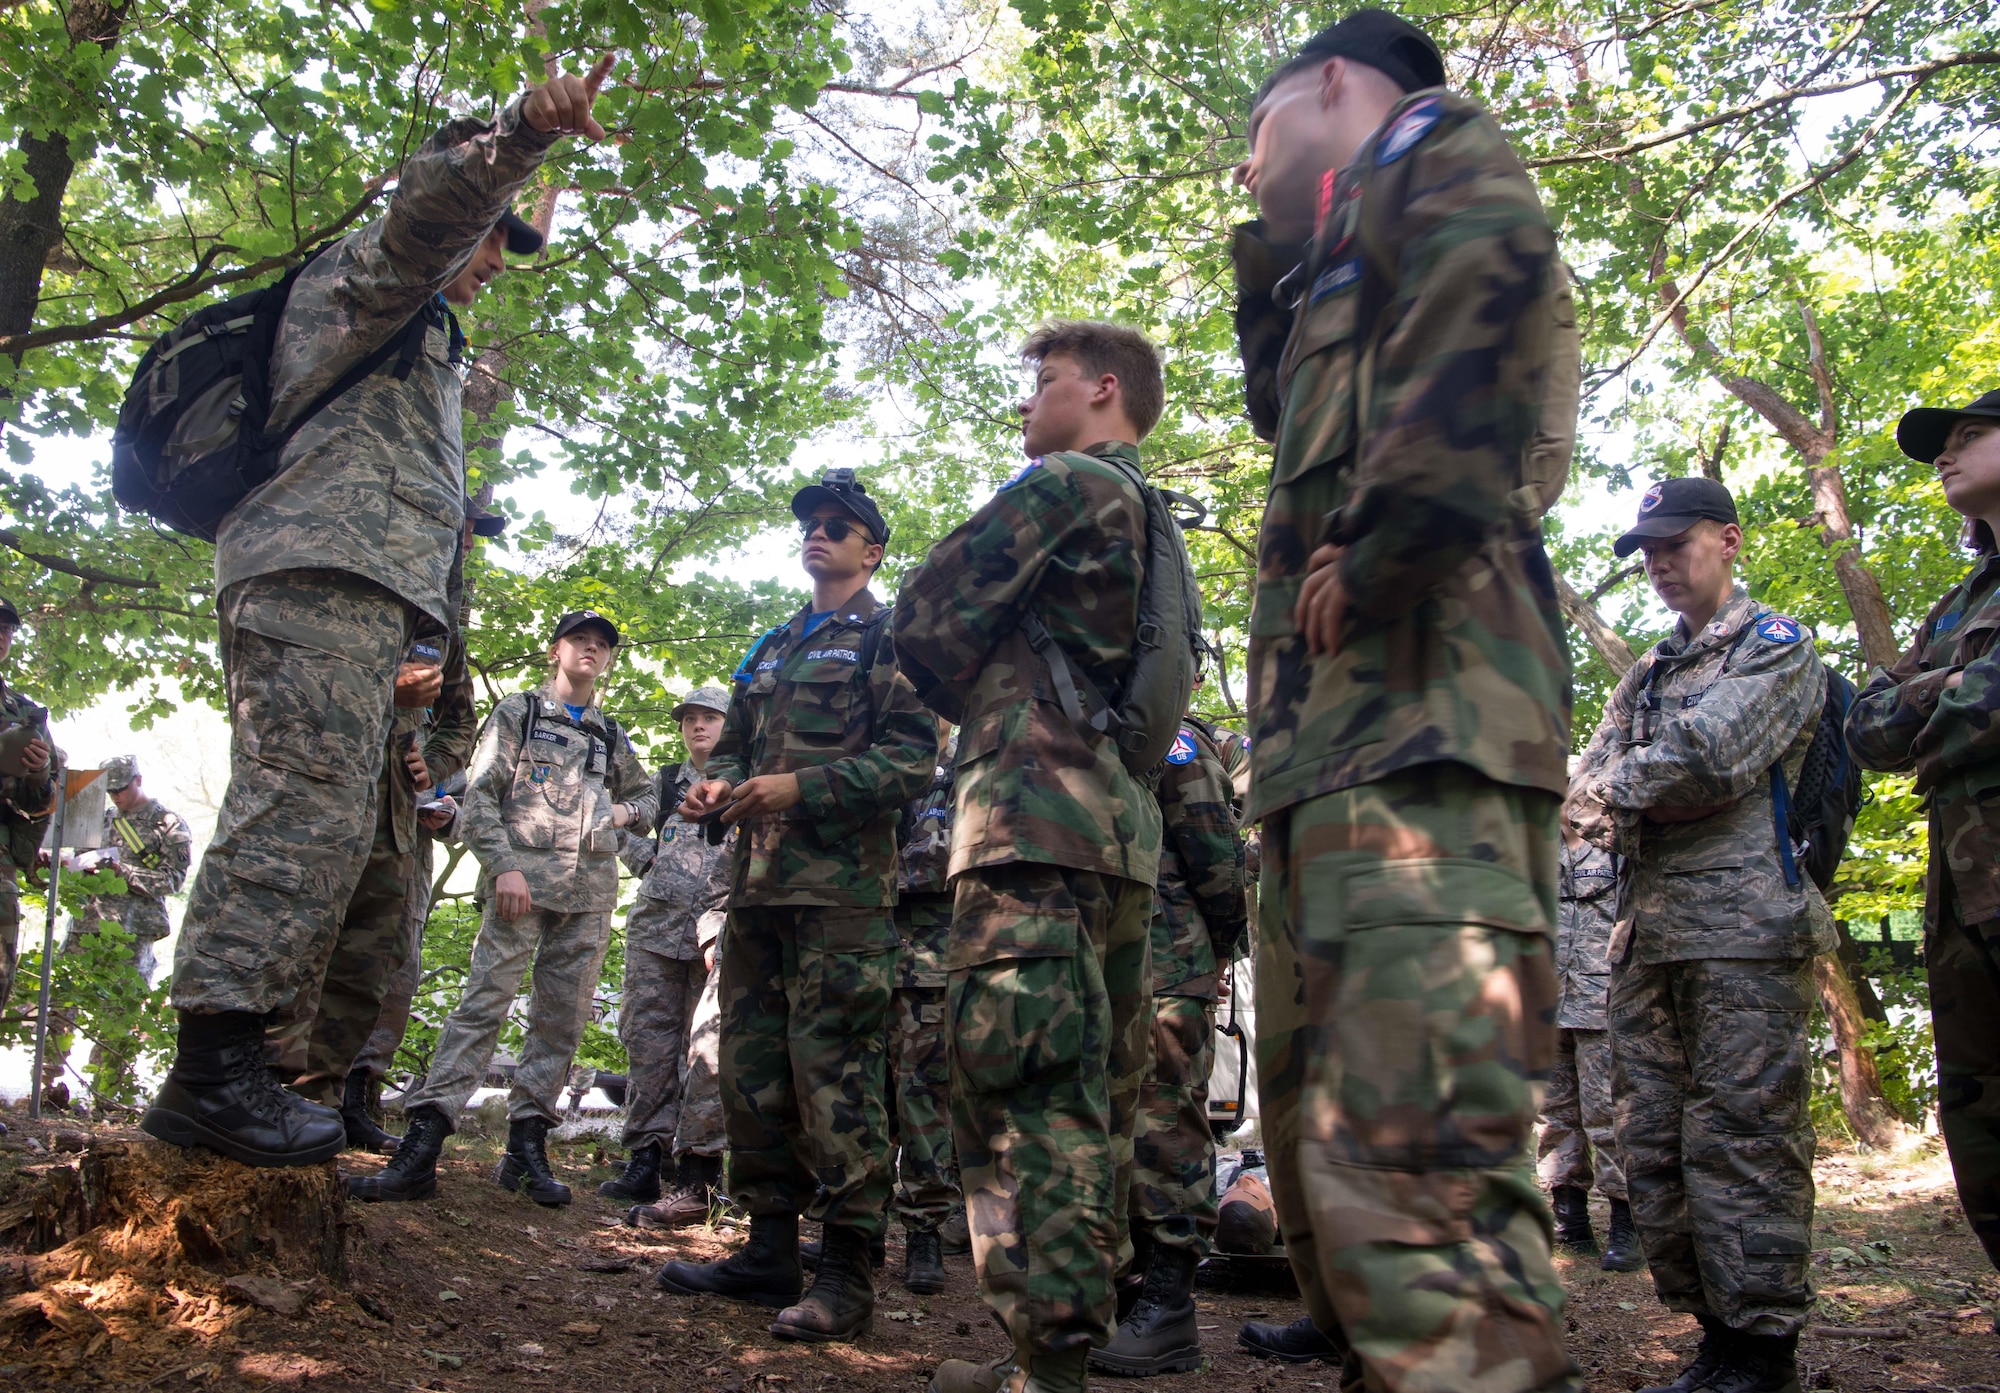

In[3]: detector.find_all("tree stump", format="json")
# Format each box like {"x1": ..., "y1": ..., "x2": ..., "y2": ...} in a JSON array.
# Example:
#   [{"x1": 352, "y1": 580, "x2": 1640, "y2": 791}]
[{"x1": 1, "y1": 1130, "x2": 347, "y2": 1289}]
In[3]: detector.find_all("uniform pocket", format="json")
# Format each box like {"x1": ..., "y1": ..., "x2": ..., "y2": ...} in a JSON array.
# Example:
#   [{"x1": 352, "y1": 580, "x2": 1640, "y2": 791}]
[
  {"x1": 950, "y1": 949, "x2": 1087, "y2": 1095},
  {"x1": 231, "y1": 628, "x2": 386, "y2": 785},
  {"x1": 1737, "y1": 1217, "x2": 1811, "y2": 1302},
  {"x1": 1272, "y1": 284, "x2": 1361, "y2": 487},
  {"x1": 781, "y1": 679, "x2": 856, "y2": 746},
  {"x1": 801, "y1": 905, "x2": 898, "y2": 956},
  {"x1": 390, "y1": 461, "x2": 465, "y2": 531}
]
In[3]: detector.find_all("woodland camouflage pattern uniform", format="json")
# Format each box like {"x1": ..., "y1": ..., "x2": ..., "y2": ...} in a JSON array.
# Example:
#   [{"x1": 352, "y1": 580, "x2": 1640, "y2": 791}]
[
  {"x1": 171, "y1": 102, "x2": 556, "y2": 1022},
  {"x1": 1536, "y1": 840, "x2": 1623, "y2": 1202},
  {"x1": 404, "y1": 681, "x2": 656, "y2": 1125},
  {"x1": 270, "y1": 629, "x2": 477, "y2": 1095},
  {"x1": 1233, "y1": 86, "x2": 1577, "y2": 1392},
  {"x1": 709, "y1": 591, "x2": 937, "y2": 1238},
  {"x1": 1132, "y1": 718, "x2": 1248, "y2": 1257},
  {"x1": 616, "y1": 759, "x2": 733, "y2": 1155},
  {"x1": 893, "y1": 440, "x2": 1162, "y2": 1359},
  {"x1": 1847, "y1": 536, "x2": 2000, "y2": 1272},
  {"x1": 0, "y1": 677, "x2": 54, "y2": 1022},
  {"x1": 892, "y1": 738, "x2": 962, "y2": 1234},
  {"x1": 1568, "y1": 585, "x2": 1833, "y2": 1338}
]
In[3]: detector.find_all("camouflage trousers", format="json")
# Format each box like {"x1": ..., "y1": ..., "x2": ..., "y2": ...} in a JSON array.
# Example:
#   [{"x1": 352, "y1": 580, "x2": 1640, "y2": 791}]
[
  {"x1": 1537, "y1": 1027, "x2": 1626, "y2": 1201},
  {"x1": 1610, "y1": 956, "x2": 1816, "y2": 1336},
  {"x1": 949, "y1": 864, "x2": 1152, "y2": 1358},
  {"x1": 677, "y1": 950, "x2": 726, "y2": 1159},
  {"x1": 1257, "y1": 765, "x2": 1576, "y2": 1393},
  {"x1": 1129, "y1": 990, "x2": 1217, "y2": 1255},
  {"x1": 352, "y1": 836, "x2": 436, "y2": 1080},
  {"x1": 267, "y1": 743, "x2": 418, "y2": 1099},
  {"x1": 404, "y1": 902, "x2": 613, "y2": 1125},
  {"x1": 719, "y1": 905, "x2": 897, "y2": 1236},
  {"x1": 172, "y1": 571, "x2": 411, "y2": 1017},
  {"x1": 1931, "y1": 893, "x2": 2000, "y2": 1272},
  {"x1": 619, "y1": 945, "x2": 704, "y2": 1151},
  {"x1": 893, "y1": 894, "x2": 959, "y2": 1233}
]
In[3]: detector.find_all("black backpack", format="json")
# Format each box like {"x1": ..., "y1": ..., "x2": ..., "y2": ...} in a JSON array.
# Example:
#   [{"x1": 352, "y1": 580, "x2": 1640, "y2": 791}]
[
  {"x1": 1774, "y1": 663, "x2": 1865, "y2": 893},
  {"x1": 111, "y1": 244, "x2": 449, "y2": 543}
]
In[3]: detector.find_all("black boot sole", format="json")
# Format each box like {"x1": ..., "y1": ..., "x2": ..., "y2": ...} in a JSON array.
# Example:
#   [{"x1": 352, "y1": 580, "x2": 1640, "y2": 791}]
[
  {"x1": 1090, "y1": 1342, "x2": 1204, "y2": 1376},
  {"x1": 141, "y1": 1105, "x2": 344, "y2": 1168},
  {"x1": 494, "y1": 1158, "x2": 571, "y2": 1206},
  {"x1": 770, "y1": 1312, "x2": 874, "y2": 1343},
  {"x1": 655, "y1": 1264, "x2": 802, "y2": 1308},
  {"x1": 597, "y1": 1181, "x2": 662, "y2": 1202},
  {"x1": 1601, "y1": 1250, "x2": 1645, "y2": 1273},
  {"x1": 1236, "y1": 1334, "x2": 1340, "y2": 1365},
  {"x1": 347, "y1": 1173, "x2": 438, "y2": 1203},
  {"x1": 904, "y1": 1268, "x2": 946, "y2": 1295}
]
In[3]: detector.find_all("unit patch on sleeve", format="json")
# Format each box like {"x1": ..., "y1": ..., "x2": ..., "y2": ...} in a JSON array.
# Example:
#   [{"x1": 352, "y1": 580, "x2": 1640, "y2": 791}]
[
  {"x1": 1754, "y1": 615, "x2": 1803, "y2": 644},
  {"x1": 1164, "y1": 729, "x2": 1199, "y2": 766}
]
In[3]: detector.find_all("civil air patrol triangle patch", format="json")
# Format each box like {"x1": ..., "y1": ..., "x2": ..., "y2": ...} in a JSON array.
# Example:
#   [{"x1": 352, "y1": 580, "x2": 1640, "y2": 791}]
[
  {"x1": 1376, "y1": 97, "x2": 1441, "y2": 166},
  {"x1": 1638, "y1": 481, "x2": 1665, "y2": 513},
  {"x1": 1165, "y1": 728, "x2": 1199, "y2": 765},
  {"x1": 1755, "y1": 615, "x2": 1803, "y2": 644}
]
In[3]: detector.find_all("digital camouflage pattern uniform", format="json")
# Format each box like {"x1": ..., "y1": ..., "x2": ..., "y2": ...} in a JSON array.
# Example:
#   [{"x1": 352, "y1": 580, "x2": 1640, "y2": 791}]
[
  {"x1": 352, "y1": 772, "x2": 462, "y2": 1082},
  {"x1": 271, "y1": 630, "x2": 477, "y2": 1095},
  {"x1": 1568, "y1": 585, "x2": 1833, "y2": 1338},
  {"x1": 1233, "y1": 88, "x2": 1576, "y2": 1392},
  {"x1": 616, "y1": 760, "x2": 733, "y2": 1154},
  {"x1": 893, "y1": 440, "x2": 1162, "y2": 1359},
  {"x1": 0, "y1": 680, "x2": 55, "y2": 1021},
  {"x1": 405, "y1": 682, "x2": 656, "y2": 1125},
  {"x1": 710, "y1": 590, "x2": 937, "y2": 1238},
  {"x1": 1132, "y1": 718, "x2": 1248, "y2": 1258},
  {"x1": 892, "y1": 741, "x2": 961, "y2": 1235},
  {"x1": 1847, "y1": 541, "x2": 2000, "y2": 1272},
  {"x1": 172, "y1": 102, "x2": 556, "y2": 1022},
  {"x1": 1536, "y1": 840, "x2": 1623, "y2": 1202}
]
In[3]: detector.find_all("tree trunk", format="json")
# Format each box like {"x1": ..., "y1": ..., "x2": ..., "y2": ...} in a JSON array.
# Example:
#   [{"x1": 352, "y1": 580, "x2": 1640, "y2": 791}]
[
  {"x1": 1807, "y1": 462, "x2": 1900, "y2": 670},
  {"x1": 1555, "y1": 570, "x2": 1637, "y2": 675},
  {"x1": 1811, "y1": 955, "x2": 1909, "y2": 1148}
]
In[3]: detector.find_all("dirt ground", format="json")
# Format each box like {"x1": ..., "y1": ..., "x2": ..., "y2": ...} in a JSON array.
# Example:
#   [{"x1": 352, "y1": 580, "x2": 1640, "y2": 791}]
[{"x1": 2, "y1": 1111, "x2": 1996, "y2": 1391}]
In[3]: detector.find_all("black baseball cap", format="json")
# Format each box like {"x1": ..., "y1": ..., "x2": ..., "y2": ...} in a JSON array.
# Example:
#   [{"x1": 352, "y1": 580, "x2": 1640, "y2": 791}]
[
  {"x1": 550, "y1": 610, "x2": 619, "y2": 646},
  {"x1": 1290, "y1": 9, "x2": 1446, "y2": 94},
  {"x1": 1613, "y1": 477, "x2": 1740, "y2": 557},
  {"x1": 464, "y1": 485, "x2": 508, "y2": 538},
  {"x1": 498, "y1": 210, "x2": 544, "y2": 256},
  {"x1": 0, "y1": 596, "x2": 17, "y2": 627},
  {"x1": 790, "y1": 468, "x2": 890, "y2": 548},
  {"x1": 1897, "y1": 388, "x2": 2000, "y2": 465}
]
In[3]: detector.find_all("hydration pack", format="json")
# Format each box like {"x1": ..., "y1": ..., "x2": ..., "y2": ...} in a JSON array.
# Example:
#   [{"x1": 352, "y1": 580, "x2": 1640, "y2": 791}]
[{"x1": 1773, "y1": 664, "x2": 1864, "y2": 893}]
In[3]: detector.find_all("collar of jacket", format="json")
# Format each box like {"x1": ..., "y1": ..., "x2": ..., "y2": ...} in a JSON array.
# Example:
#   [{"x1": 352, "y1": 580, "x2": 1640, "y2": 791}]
[
  {"x1": 1073, "y1": 440, "x2": 1144, "y2": 474},
  {"x1": 791, "y1": 586, "x2": 883, "y2": 633},
  {"x1": 1658, "y1": 585, "x2": 1757, "y2": 662},
  {"x1": 532, "y1": 681, "x2": 604, "y2": 728}
]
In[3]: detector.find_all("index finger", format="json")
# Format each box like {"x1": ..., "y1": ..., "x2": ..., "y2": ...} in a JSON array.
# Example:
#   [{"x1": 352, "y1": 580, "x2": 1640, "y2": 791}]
[{"x1": 584, "y1": 51, "x2": 616, "y2": 97}]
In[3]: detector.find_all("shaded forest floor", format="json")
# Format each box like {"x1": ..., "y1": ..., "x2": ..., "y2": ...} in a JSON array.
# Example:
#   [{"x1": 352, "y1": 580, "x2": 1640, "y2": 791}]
[{"x1": 1, "y1": 1108, "x2": 1996, "y2": 1391}]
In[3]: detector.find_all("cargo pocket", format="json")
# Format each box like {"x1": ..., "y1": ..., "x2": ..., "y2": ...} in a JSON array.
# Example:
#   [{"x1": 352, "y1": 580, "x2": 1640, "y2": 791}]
[
  {"x1": 230, "y1": 628, "x2": 385, "y2": 785},
  {"x1": 1738, "y1": 1217, "x2": 1811, "y2": 1302},
  {"x1": 950, "y1": 943, "x2": 1087, "y2": 1095}
]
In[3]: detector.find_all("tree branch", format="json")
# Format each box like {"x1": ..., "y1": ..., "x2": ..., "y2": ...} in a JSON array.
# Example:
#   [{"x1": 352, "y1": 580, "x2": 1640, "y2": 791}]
[
  {"x1": 1557, "y1": 571, "x2": 1636, "y2": 675},
  {"x1": 0, "y1": 529, "x2": 158, "y2": 589}
]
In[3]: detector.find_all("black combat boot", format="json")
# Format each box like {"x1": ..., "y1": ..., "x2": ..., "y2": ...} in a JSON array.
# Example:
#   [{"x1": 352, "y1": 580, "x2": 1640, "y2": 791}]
[
  {"x1": 1704, "y1": 1331, "x2": 1800, "y2": 1393},
  {"x1": 347, "y1": 1104, "x2": 451, "y2": 1202},
  {"x1": 339, "y1": 1068, "x2": 399, "y2": 1155},
  {"x1": 1236, "y1": 1315, "x2": 1346, "y2": 1364},
  {"x1": 802, "y1": 1228, "x2": 887, "y2": 1270},
  {"x1": 1637, "y1": 1315, "x2": 1735, "y2": 1393},
  {"x1": 598, "y1": 1140, "x2": 663, "y2": 1202},
  {"x1": 772, "y1": 1224, "x2": 877, "y2": 1342},
  {"x1": 1550, "y1": 1184, "x2": 1599, "y2": 1256},
  {"x1": 658, "y1": 1211, "x2": 806, "y2": 1308},
  {"x1": 1090, "y1": 1242, "x2": 1202, "y2": 1376},
  {"x1": 1601, "y1": 1196, "x2": 1645, "y2": 1272},
  {"x1": 495, "y1": 1115, "x2": 571, "y2": 1206},
  {"x1": 1115, "y1": 1225, "x2": 1155, "y2": 1323},
  {"x1": 142, "y1": 1011, "x2": 346, "y2": 1167},
  {"x1": 904, "y1": 1229, "x2": 947, "y2": 1295}
]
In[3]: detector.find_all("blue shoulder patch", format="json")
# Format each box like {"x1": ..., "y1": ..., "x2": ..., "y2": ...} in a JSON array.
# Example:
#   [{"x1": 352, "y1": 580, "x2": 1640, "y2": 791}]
[
  {"x1": 1755, "y1": 615, "x2": 1803, "y2": 645},
  {"x1": 1376, "y1": 97, "x2": 1442, "y2": 166},
  {"x1": 1310, "y1": 256, "x2": 1362, "y2": 303},
  {"x1": 1165, "y1": 728, "x2": 1200, "y2": 765},
  {"x1": 1936, "y1": 610, "x2": 1962, "y2": 634},
  {"x1": 1000, "y1": 458, "x2": 1044, "y2": 491}
]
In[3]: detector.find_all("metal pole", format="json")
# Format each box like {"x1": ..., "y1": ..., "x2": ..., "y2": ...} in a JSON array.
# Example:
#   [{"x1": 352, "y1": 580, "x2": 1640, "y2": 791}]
[{"x1": 28, "y1": 766, "x2": 66, "y2": 1122}]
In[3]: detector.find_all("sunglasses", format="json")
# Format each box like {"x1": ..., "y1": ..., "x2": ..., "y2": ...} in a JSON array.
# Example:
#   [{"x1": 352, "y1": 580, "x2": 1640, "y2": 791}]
[{"x1": 799, "y1": 516, "x2": 873, "y2": 544}]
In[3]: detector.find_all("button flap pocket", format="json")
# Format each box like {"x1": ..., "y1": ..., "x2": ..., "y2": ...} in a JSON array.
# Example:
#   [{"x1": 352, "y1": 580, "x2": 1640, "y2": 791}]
[
  {"x1": 947, "y1": 874, "x2": 1080, "y2": 969},
  {"x1": 1740, "y1": 1218, "x2": 1810, "y2": 1257},
  {"x1": 1339, "y1": 859, "x2": 1551, "y2": 936}
]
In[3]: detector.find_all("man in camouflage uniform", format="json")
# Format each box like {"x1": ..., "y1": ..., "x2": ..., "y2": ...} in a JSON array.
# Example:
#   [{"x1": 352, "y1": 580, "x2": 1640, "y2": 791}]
[
  {"x1": 0, "y1": 596, "x2": 57, "y2": 1086},
  {"x1": 889, "y1": 725, "x2": 962, "y2": 1294},
  {"x1": 1094, "y1": 716, "x2": 1248, "y2": 1377},
  {"x1": 1228, "y1": 13, "x2": 1578, "y2": 1390},
  {"x1": 1569, "y1": 477, "x2": 1832, "y2": 1393},
  {"x1": 627, "y1": 919, "x2": 732, "y2": 1229},
  {"x1": 1536, "y1": 816, "x2": 1640, "y2": 1271},
  {"x1": 144, "y1": 58, "x2": 617, "y2": 1169},
  {"x1": 1848, "y1": 389, "x2": 2000, "y2": 1282},
  {"x1": 660, "y1": 472, "x2": 936, "y2": 1344},
  {"x1": 894, "y1": 320, "x2": 1165, "y2": 1393},
  {"x1": 600, "y1": 684, "x2": 734, "y2": 1209},
  {"x1": 354, "y1": 610, "x2": 656, "y2": 1205}
]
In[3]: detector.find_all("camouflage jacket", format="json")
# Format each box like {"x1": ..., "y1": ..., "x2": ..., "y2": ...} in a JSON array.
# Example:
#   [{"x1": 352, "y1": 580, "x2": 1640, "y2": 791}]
[
  {"x1": 1232, "y1": 88, "x2": 1571, "y2": 821},
  {"x1": 1555, "y1": 840, "x2": 1616, "y2": 1031},
  {"x1": 1214, "y1": 723, "x2": 1252, "y2": 816},
  {"x1": 1847, "y1": 546, "x2": 2000, "y2": 924},
  {"x1": 461, "y1": 682, "x2": 657, "y2": 914},
  {"x1": 1152, "y1": 718, "x2": 1250, "y2": 999},
  {"x1": 892, "y1": 441, "x2": 1163, "y2": 885},
  {"x1": 214, "y1": 100, "x2": 557, "y2": 634},
  {"x1": 1567, "y1": 587, "x2": 1835, "y2": 963},
  {"x1": 619, "y1": 760, "x2": 734, "y2": 958},
  {"x1": 710, "y1": 589, "x2": 937, "y2": 908},
  {"x1": 898, "y1": 737, "x2": 957, "y2": 899},
  {"x1": 0, "y1": 678, "x2": 54, "y2": 870},
  {"x1": 388, "y1": 629, "x2": 477, "y2": 856}
]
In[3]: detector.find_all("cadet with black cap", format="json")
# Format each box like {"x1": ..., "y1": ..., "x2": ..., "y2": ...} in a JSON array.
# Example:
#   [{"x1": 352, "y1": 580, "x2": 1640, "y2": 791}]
[
  {"x1": 1228, "y1": 8, "x2": 1579, "y2": 1391},
  {"x1": 354, "y1": 606, "x2": 656, "y2": 1207},
  {"x1": 145, "y1": 56, "x2": 620, "y2": 1170},
  {"x1": 0, "y1": 595, "x2": 54, "y2": 1052},
  {"x1": 659, "y1": 469, "x2": 937, "y2": 1344},
  {"x1": 1569, "y1": 480, "x2": 1832, "y2": 1393},
  {"x1": 1849, "y1": 388, "x2": 2000, "y2": 1288}
]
